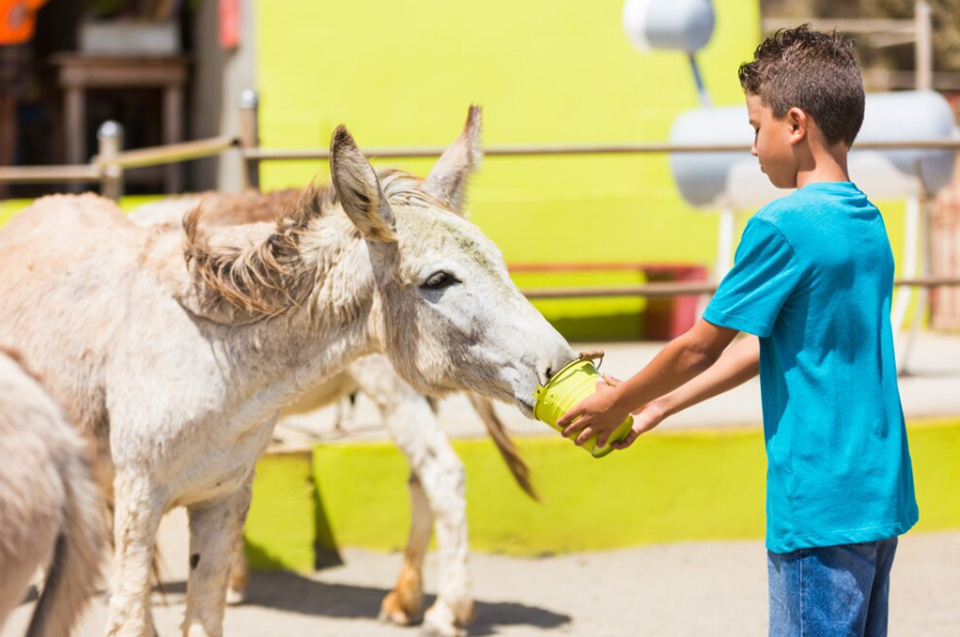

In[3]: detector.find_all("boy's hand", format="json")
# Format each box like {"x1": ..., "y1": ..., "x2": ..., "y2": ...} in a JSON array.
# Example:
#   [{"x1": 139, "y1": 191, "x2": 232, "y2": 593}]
[
  {"x1": 558, "y1": 377, "x2": 631, "y2": 448},
  {"x1": 611, "y1": 400, "x2": 667, "y2": 449}
]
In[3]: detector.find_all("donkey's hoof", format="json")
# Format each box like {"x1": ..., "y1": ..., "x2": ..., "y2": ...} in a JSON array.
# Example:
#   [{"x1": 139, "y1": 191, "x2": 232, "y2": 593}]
[
  {"x1": 379, "y1": 590, "x2": 421, "y2": 626},
  {"x1": 421, "y1": 602, "x2": 471, "y2": 637},
  {"x1": 225, "y1": 585, "x2": 245, "y2": 606},
  {"x1": 421, "y1": 623, "x2": 466, "y2": 637},
  {"x1": 453, "y1": 598, "x2": 476, "y2": 626}
]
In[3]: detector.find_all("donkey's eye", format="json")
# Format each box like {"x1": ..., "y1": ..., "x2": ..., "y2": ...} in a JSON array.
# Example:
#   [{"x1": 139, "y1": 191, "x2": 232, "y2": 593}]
[{"x1": 422, "y1": 271, "x2": 458, "y2": 290}]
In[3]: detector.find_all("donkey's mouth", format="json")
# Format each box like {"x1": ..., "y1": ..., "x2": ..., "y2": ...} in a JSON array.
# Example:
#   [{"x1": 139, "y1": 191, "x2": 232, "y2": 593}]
[{"x1": 515, "y1": 394, "x2": 536, "y2": 417}]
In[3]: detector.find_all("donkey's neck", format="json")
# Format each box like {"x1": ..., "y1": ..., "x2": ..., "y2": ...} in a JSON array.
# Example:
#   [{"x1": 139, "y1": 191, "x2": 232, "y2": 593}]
[
  {"x1": 199, "y1": 220, "x2": 384, "y2": 414},
  {"x1": 228, "y1": 309, "x2": 377, "y2": 413}
]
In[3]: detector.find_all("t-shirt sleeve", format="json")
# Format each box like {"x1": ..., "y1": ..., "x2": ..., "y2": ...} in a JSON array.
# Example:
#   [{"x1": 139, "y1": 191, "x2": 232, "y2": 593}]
[{"x1": 703, "y1": 217, "x2": 803, "y2": 338}]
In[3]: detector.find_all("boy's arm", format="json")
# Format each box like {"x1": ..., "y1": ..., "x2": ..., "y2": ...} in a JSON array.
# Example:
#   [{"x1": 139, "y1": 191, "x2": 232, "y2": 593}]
[
  {"x1": 558, "y1": 319, "x2": 739, "y2": 446},
  {"x1": 611, "y1": 335, "x2": 760, "y2": 448}
]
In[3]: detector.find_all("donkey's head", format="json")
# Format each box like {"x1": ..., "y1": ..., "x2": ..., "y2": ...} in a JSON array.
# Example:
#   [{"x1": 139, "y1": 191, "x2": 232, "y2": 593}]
[
  {"x1": 328, "y1": 107, "x2": 575, "y2": 412},
  {"x1": 181, "y1": 108, "x2": 575, "y2": 413}
]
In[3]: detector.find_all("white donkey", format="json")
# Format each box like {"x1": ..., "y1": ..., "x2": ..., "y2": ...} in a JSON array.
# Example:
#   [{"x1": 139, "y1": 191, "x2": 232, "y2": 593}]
[
  {"x1": 129, "y1": 120, "x2": 536, "y2": 634},
  {"x1": 0, "y1": 348, "x2": 108, "y2": 636},
  {"x1": 0, "y1": 109, "x2": 574, "y2": 637},
  {"x1": 234, "y1": 355, "x2": 534, "y2": 636}
]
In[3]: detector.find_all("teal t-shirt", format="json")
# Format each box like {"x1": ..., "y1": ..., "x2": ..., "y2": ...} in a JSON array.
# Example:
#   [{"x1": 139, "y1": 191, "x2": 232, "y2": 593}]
[{"x1": 703, "y1": 181, "x2": 918, "y2": 554}]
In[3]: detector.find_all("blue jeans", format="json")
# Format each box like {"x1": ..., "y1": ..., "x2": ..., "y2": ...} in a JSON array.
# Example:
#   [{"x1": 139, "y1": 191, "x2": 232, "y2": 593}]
[{"x1": 767, "y1": 537, "x2": 899, "y2": 637}]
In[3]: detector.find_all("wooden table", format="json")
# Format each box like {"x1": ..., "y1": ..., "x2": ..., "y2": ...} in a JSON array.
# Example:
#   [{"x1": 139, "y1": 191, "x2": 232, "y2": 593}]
[{"x1": 51, "y1": 54, "x2": 189, "y2": 193}]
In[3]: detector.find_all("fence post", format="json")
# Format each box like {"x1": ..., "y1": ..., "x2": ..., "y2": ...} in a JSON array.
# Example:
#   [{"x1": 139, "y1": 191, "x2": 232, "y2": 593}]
[
  {"x1": 98, "y1": 120, "x2": 124, "y2": 201},
  {"x1": 238, "y1": 89, "x2": 261, "y2": 191},
  {"x1": 915, "y1": 1, "x2": 933, "y2": 91}
]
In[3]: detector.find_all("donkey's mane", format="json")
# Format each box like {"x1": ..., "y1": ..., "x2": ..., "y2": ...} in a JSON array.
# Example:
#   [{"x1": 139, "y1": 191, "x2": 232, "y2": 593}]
[
  {"x1": 378, "y1": 168, "x2": 449, "y2": 209},
  {"x1": 182, "y1": 184, "x2": 329, "y2": 324},
  {"x1": 181, "y1": 168, "x2": 445, "y2": 325}
]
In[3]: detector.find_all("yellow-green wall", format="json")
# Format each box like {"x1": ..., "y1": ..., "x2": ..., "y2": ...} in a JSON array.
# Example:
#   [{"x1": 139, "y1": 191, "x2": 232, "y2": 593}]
[
  {"x1": 254, "y1": 0, "x2": 759, "y2": 336},
  {"x1": 252, "y1": 1, "x2": 927, "y2": 335},
  {"x1": 254, "y1": 0, "x2": 759, "y2": 269},
  {"x1": 243, "y1": 418, "x2": 960, "y2": 564}
]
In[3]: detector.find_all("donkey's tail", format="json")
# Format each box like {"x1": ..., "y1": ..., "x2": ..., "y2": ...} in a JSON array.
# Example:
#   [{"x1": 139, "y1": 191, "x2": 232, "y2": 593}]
[
  {"x1": 467, "y1": 394, "x2": 539, "y2": 501},
  {"x1": 26, "y1": 446, "x2": 108, "y2": 637}
]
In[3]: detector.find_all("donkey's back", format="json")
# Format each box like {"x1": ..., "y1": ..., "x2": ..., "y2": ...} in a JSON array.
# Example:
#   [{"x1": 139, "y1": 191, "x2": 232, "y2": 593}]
[{"x1": 0, "y1": 194, "x2": 186, "y2": 438}]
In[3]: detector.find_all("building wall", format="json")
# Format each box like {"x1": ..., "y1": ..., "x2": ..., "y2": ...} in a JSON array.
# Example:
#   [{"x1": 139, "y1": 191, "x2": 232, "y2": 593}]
[
  {"x1": 190, "y1": 0, "x2": 257, "y2": 192},
  {"x1": 249, "y1": 1, "x2": 916, "y2": 338}
]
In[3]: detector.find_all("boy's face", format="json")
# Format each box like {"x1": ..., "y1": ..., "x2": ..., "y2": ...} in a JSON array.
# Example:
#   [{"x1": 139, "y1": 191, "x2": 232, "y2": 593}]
[{"x1": 746, "y1": 93, "x2": 800, "y2": 189}]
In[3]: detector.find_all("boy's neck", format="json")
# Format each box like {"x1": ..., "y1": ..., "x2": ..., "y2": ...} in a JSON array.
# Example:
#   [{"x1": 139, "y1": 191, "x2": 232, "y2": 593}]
[{"x1": 795, "y1": 140, "x2": 851, "y2": 189}]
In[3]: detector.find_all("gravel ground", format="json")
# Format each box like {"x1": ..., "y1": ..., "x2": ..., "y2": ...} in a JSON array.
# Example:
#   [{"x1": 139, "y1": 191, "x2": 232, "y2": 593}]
[{"x1": 4, "y1": 524, "x2": 958, "y2": 636}]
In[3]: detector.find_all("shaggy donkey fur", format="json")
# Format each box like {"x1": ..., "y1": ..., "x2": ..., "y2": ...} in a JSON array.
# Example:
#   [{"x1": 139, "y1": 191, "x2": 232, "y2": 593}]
[
  {"x1": 127, "y1": 107, "x2": 536, "y2": 637},
  {"x1": 0, "y1": 349, "x2": 107, "y2": 637},
  {"x1": 0, "y1": 109, "x2": 573, "y2": 637}
]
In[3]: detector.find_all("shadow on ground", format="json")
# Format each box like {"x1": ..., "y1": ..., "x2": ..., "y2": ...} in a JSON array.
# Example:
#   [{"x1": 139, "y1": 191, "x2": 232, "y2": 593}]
[{"x1": 156, "y1": 571, "x2": 570, "y2": 635}]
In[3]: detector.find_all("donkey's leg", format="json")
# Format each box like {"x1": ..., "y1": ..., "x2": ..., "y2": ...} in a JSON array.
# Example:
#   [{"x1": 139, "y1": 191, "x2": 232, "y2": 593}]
[
  {"x1": 225, "y1": 533, "x2": 249, "y2": 606},
  {"x1": 379, "y1": 470, "x2": 431, "y2": 626},
  {"x1": 350, "y1": 355, "x2": 473, "y2": 635},
  {"x1": 381, "y1": 398, "x2": 473, "y2": 637},
  {"x1": 411, "y1": 439, "x2": 474, "y2": 637},
  {"x1": 181, "y1": 477, "x2": 252, "y2": 637},
  {"x1": 105, "y1": 473, "x2": 163, "y2": 637}
]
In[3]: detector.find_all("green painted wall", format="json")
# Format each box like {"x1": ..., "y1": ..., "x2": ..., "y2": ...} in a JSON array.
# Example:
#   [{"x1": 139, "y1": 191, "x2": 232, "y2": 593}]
[
  {"x1": 251, "y1": 0, "x2": 926, "y2": 337},
  {"x1": 244, "y1": 450, "x2": 318, "y2": 573},
  {"x1": 294, "y1": 419, "x2": 960, "y2": 558},
  {"x1": 253, "y1": 0, "x2": 758, "y2": 338}
]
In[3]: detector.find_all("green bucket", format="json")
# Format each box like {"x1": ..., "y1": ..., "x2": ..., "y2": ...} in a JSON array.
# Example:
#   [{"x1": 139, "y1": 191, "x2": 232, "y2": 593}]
[{"x1": 532, "y1": 358, "x2": 634, "y2": 458}]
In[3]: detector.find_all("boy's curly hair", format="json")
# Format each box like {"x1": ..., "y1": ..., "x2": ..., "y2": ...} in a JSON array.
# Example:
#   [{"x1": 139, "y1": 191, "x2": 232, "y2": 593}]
[{"x1": 739, "y1": 25, "x2": 865, "y2": 147}]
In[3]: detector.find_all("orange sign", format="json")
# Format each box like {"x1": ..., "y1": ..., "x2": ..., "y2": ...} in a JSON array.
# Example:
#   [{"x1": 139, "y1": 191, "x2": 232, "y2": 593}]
[{"x1": 0, "y1": 0, "x2": 48, "y2": 45}]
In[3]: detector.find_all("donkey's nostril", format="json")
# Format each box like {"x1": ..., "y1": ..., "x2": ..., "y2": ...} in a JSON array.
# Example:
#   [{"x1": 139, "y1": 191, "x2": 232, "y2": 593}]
[{"x1": 544, "y1": 366, "x2": 554, "y2": 380}]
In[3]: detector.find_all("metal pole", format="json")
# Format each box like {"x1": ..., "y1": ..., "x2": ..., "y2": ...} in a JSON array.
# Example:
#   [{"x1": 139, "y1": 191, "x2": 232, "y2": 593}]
[
  {"x1": 238, "y1": 89, "x2": 261, "y2": 191},
  {"x1": 716, "y1": 206, "x2": 735, "y2": 282},
  {"x1": 688, "y1": 53, "x2": 712, "y2": 108},
  {"x1": 97, "y1": 120, "x2": 124, "y2": 201},
  {"x1": 915, "y1": 1, "x2": 933, "y2": 91}
]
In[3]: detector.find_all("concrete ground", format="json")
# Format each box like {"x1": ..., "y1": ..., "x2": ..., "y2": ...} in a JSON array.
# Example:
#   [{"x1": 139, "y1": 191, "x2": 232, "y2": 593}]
[
  {"x1": 5, "y1": 523, "x2": 959, "y2": 636},
  {"x1": 4, "y1": 331, "x2": 959, "y2": 636}
]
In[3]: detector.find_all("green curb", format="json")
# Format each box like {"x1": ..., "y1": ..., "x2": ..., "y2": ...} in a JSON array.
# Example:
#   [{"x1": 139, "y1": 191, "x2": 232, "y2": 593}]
[
  {"x1": 244, "y1": 450, "x2": 319, "y2": 573},
  {"x1": 245, "y1": 417, "x2": 960, "y2": 570}
]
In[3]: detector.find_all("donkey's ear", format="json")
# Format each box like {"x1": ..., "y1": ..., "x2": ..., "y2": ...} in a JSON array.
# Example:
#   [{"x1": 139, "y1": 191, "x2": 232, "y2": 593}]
[
  {"x1": 330, "y1": 125, "x2": 397, "y2": 242},
  {"x1": 422, "y1": 105, "x2": 483, "y2": 216}
]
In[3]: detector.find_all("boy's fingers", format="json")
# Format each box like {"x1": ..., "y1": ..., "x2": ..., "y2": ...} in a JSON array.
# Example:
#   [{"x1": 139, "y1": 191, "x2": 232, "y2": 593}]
[
  {"x1": 575, "y1": 427, "x2": 595, "y2": 446},
  {"x1": 561, "y1": 416, "x2": 586, "y2": 437},
  {"x1": 612, "y1": 429, "x2": 640, "y2": 449},
  {"x1": 602, "y1": 374, "x2": 622, "y2": 387},
  {"x1": 634, "y1": 414, "x2": 662, "y2": 435},
  {"x1": 557, "y1": 405, "x2": 583, "y2": 430}
]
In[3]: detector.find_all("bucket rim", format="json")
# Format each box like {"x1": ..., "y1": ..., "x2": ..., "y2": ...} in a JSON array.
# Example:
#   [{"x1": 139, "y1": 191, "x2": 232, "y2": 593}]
[{"x1": 532, "y1": 357, "x2": 599, "y2": 422}]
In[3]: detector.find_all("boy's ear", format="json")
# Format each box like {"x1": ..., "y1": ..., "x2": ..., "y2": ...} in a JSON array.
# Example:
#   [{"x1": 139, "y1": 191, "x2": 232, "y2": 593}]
[{"x1": 787, "y1": 107, "x2": 808, "y2": 144}]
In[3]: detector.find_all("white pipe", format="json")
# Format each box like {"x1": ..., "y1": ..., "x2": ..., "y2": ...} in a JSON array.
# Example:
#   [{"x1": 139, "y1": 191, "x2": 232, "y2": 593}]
[
  {"x1": 892, "y1": 195, "x2": 920, "y2": 371},
  {"x1": 715, "y1": 207, "x2": 735, "y2": 283}
]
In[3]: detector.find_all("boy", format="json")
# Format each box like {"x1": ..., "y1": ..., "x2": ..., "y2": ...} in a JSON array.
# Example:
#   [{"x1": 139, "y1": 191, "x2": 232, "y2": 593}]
[{"x1": 558, "y1": 26, "x2": 918, "y2": 637}]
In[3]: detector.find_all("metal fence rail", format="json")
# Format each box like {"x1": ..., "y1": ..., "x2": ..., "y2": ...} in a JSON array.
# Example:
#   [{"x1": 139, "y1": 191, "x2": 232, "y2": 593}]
[
  {"x1": 241, "y1": 138, "x2": 960, "y2": 162},
  {"x1": 1, "y1": 98, "x2": 959, "y2": 303},
  {"x1": 522, "y1": 277, "x2": 960, "y2": 300},
  {"x1": 0, "y1": 164, "x2": 101, "y2": 184}
]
